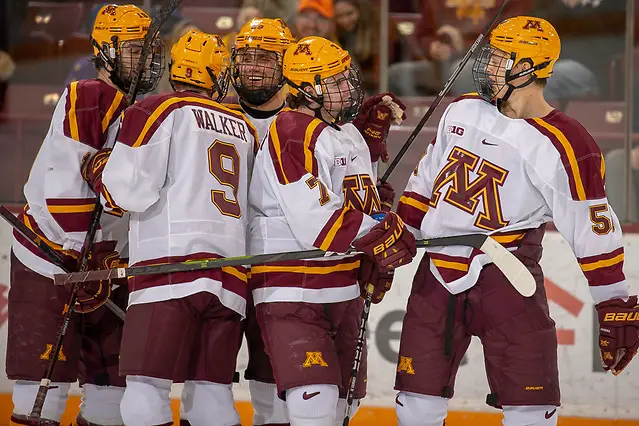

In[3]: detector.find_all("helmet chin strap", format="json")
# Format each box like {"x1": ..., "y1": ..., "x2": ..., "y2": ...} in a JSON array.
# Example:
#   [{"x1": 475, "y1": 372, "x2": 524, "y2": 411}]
[
  {"x1": 284, "y1": 77, "x2": 342, "y2": 130},
  {"x1": 497, "y1": 59, "x2": 551, "y2": 108}
]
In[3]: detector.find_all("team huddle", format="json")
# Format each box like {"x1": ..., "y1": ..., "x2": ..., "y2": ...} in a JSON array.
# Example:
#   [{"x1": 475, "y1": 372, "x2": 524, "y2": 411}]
[{"x1": 6, "y1": 4, "x2": 639, "y2": 426}]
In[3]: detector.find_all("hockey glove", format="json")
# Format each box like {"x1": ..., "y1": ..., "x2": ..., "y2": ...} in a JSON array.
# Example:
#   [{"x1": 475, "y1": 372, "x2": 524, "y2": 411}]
[
  {"x1": 81, "y1": 148, "x2": 112, "y2": 195},
  {"x1": 358, "y1": 256, "x2": 394, "y2": 304},
  {"x1": 377, "y1": 181, "x2": 395, "y2": 212},
  {"x1": 352, "y1": 211, "x2": 416, "y2": 271},
  {"x1": 353, "y1": 92, "x2": 406, "y2": 163},
  {"x1": 595, "y1": 295, "x2": 639, "y2": 375},
  {"x1": 65, "y1": 241, "x2": 125, "y2": 313}
]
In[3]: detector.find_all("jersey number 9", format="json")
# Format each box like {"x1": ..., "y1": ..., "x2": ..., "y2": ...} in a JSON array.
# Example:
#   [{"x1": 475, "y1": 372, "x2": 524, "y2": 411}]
[{"x1": 208, "y1": 140, "x2": 242, "y2": 218}]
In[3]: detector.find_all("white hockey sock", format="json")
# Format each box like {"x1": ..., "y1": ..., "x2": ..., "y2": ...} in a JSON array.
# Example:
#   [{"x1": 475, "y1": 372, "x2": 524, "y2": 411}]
[
  {"x1": 249, "y1": 380, "x2": 289, "y2": 425},
  {"x1": 120, "y1": 376, "x2": 172, "y2": 426},
  {"x1": 12, "y1": 380, "x2": 70, "y2": 422},
  {"x1": 502, "y1": 405, "x2": 559, "y2": 426}
]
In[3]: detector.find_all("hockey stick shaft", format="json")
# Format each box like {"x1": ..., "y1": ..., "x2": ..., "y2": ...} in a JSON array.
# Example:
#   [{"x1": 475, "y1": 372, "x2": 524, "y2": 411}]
[
  {"x1": 379, "y1": 0, "x2": 511, "y2": 184},
  {"x1": 54, "y1": 234, "x2": 488, "y2": 285},
  {"x1": 343, "y1": 284, "x2": 374, "y2": 426},
  {"x1": 0, "y1": 205, "x2": 125, "y2": 320}
]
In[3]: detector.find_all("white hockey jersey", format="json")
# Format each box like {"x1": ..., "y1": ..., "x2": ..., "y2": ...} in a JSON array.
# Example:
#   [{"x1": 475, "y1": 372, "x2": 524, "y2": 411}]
[
  {"x1": 249, "y1": 110, "x2": 382, "y2": 305},
  {"x1": 101, "y1": 91, "x2": 258, "y2": 316},
  {"x1": 397, "y1": 94, "x2": 627, "y2": 304},
  {"x1": 12, "y1": 79, "x2": 129, "y2": 278},
  {"x1": 226, "y1": 100, "x2": 287, "y2": 144}
]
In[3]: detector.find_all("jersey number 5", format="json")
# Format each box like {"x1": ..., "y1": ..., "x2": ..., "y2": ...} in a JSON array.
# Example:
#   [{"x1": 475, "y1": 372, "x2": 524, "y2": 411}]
[
  {"x1": 208, "y1": 140, "x2": 241, "y2": 218},
  {"x1": 590, "y1": 203, "x2": 615, "y2": 235}
]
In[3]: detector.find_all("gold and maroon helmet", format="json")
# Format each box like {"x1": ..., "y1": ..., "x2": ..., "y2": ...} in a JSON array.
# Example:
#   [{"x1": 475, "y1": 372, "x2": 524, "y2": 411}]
[
  {"x1": 472, "y1": 16, "x2": 561, "y2": 103},
  {"x1": 170, "y1": 30, "x2": 231, "y2": 101},
  {"x1": 231, "y1": 18, "x2": 295, "y2": 105},
  {"x1": 91, "y1": 4, "x2": 165, "y2": 94},
  {"x1": 283, "y1": 36, "x2": 363, "y2": 124}
]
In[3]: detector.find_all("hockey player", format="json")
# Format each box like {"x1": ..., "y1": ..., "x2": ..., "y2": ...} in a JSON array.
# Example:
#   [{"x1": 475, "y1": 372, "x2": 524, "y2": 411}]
[
  {"x1": 394, "y1": 16, "x2": 639, "y2": 426},
  {"x1": 81, "y1": 30, "x2": 257, "y2": 426},
  {"x1": 248, "y1": 36, "x2": 416, "y2": 426},
  {"x1": 229, "y1": 17, "x2": 295, "y2": 426},
  {"x1": 7, "y1": 4, "x2": 163, "y2": 426},
  {"x1": 231, "y1": 20, "x2": 406, "y2": 426}
]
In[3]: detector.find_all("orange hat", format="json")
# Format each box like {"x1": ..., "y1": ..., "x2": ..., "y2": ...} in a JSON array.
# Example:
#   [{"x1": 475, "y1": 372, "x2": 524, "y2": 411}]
[{"x1": 297, "y1": 0, "x2": 334, "y2": 19}]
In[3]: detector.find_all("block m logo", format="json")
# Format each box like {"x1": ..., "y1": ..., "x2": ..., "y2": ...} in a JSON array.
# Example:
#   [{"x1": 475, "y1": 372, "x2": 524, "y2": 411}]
[{"x1": 430, "y1": 146, "x2": 509, "y2": 231}]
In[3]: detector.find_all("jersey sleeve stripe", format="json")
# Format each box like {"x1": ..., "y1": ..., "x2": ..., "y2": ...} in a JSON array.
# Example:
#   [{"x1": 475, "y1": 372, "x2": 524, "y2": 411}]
[
  {"x1": 101, "y1": 91, "x2": 125, "y2": 133},
  {"x1": 314, "y1": 207, "x2": 363, "y2": 252},
  {"x1": 47, "y1": 204, "x2": 94, "y2": 214},
  {"x1": 578, "y1": 248, "x2": 624, "y2": 272},
  {"x1": 268, "y1": 121, "x2": 289, "y2": 184},
  {"x1": 398, "y1": 193, "x2": 430, "y2": 212},
  {"x1": 67, "y1": 81, "x2": 80, "y2": 141},
  {"x1": 528, "y1": 117, "x2": 587, "y2": 201},
  {"x1": 304, "y1": 120, "x2": 322, "y2": 174},
  {"x1": 317, "y1": 207, "x2": 349, "y2": 251},
  {"x1": 397, "y1": 192, "x2": 430, "y2": 230}
]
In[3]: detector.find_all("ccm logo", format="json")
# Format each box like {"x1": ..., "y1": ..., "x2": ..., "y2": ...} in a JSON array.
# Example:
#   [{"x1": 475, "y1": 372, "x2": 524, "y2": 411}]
[{"x1": 447, "y1": 125, "x2": 465, "y2": 136}]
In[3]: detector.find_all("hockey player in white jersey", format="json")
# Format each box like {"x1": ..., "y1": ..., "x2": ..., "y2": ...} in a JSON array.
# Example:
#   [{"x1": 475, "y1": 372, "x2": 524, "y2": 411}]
[
  {"x1": 81, "y1": 30, "x2": 257, "y2": 426},
  {"x1": 394, "y1": 16, "x2": 639, "y2": 426},
  {"x1": 248, "y1": 36, "x2": 416, "y2": 426},
  {"x1": 7, "y1": 5, "x2": 164, "y2": 426},
  {"x1": 228, "y1": 18, "x2": 295, "y2": 426}
]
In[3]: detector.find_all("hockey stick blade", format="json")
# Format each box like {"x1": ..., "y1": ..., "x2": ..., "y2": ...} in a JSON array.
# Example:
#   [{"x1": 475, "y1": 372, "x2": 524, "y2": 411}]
[
  {"x1": 478, "y1": 237, "x2": 536, "y2": 297},
  {"x1": 54, "y1": 234, "x2": 535, "y2": 297}
]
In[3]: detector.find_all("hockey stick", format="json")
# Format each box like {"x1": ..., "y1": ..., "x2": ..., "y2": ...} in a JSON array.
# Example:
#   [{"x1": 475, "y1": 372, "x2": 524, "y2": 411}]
[
  {"x1": 342, "y1": 284, "x2": 373, "y2": 426},
  {"x1": 23, "y1": 1, "x2": 184, "y2": 420},
  {"x1": 54, "y1": 234, "x2": 536, "y2": 297},
  {"x1": 379, "y1": 0, "x2": 510, "y2": 184}
]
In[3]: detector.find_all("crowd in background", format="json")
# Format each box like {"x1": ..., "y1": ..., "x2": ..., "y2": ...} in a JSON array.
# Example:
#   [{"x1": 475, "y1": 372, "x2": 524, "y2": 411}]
[{"x1": 1, "y1": 0, "x2": 639, "y2": 220}]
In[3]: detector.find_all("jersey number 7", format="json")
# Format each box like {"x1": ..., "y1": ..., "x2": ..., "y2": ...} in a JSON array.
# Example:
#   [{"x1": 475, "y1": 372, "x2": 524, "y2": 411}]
[{"x1": 208, "y1": 140, "x2": 241, "y2": 218}]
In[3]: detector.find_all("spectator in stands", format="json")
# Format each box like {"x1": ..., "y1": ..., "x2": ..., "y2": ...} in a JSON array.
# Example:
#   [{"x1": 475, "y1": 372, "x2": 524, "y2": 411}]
[
  {"x1": 294, "y1": 0, "x2": 337, "y2": 40},
  {"x1": 532, "y1": 0, "x2": 627, "y2": 102},
  {"x1": 334, "y1": 0, "x2": 409, "y2": 94},
  {"x1": 388, "y1": 0, "x2": 535, "y2": 96},
  {"x1": 0, "y1": 51, "x2": 15, "y2": 112},
  {"x1": 241, "y1": 0, "x2": 298, "y2": 25}
]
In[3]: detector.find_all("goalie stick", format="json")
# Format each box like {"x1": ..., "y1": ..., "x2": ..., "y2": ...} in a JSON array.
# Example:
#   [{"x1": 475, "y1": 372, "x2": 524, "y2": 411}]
[
  {"x1": 54, "y1": 233, "x2": 537, "y2": 298},
  {"x1": 19, "y1": 0, "x2": 185, "y2": 420},
  {"x1": 379, "y1": 0, "x2": 510, "y2": 184}
]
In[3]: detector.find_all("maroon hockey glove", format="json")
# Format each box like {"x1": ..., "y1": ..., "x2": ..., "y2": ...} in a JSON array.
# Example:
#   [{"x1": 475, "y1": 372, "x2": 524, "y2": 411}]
[
  {"x1": 352, "y1": 211, "x2": 417, "y2": 271},
  {"x1": 377, "y1": 181, "x2": 395, "y2": 212},
  {"x1": 596, "y1": 295, "x2": 639, "y2": 375},
  {"x1": 65, "y1": 241, "x2": 125, "y2": 314},
  {"x1": 81, "y1": 148, "x2": 112, "y2": 194},
  {"x1": 353, "y1": 92, "x2": 406, "y2": 163},
  {"x1": 358, "y1": 256, "x2": 394, "y2": 304}
]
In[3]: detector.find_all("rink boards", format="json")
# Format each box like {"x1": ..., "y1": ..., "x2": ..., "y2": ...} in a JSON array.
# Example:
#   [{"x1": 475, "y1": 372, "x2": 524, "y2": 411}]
[{"x1": 0, "y1": 218, "x2": 637, "y2": 425}]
